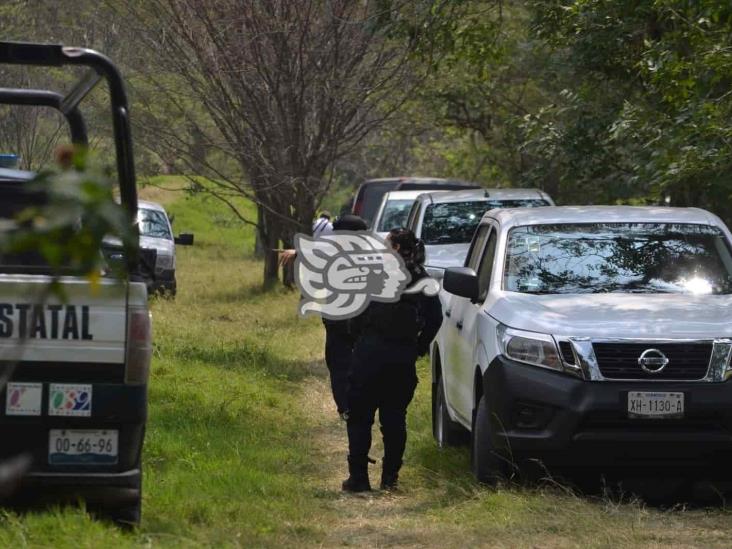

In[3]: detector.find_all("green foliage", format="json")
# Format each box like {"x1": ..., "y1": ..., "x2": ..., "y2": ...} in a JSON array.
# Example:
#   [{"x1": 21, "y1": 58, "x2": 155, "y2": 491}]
[
  {"x1": 399, "y1": 0, "x2": 732, "y2": 219},
  {"x1": 525, "y1": 0, "x2": 732, "y2": 213}
]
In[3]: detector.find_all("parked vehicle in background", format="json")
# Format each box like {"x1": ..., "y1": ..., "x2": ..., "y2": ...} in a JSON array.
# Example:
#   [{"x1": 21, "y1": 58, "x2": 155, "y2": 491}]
[
  {"x1": 137, "y1": 200, "x2": 194, "y2": 296},
  {"x1": 406, "y1": 188, "x2": 554, "y2": 277},
  {"x1": 351, "y1": 177, "x2": 480, "y2": 227},
  {"x1": 434, "y1": 205, "x2": 732, "y2": 484},
  {"x1": 0, "y1": 41, "x2": 151, "y2": 525},
  {"x1": 371, "y1": 190, "x2": 443, "y2": 239},
  {"x1": 137, "y1": 200, "x2": 176, "y2": 294},
  {"x1": 107, "y1": 200, "x2": 193, "y2": 297}
]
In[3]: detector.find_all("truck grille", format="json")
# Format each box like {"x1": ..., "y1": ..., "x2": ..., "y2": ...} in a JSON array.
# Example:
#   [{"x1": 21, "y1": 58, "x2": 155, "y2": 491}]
[{"x1": 592, "y1": 342, "x2": 712, "y2": 380}]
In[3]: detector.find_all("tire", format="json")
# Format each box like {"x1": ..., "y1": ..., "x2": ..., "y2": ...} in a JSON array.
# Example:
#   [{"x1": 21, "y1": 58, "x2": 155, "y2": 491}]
[
  {"x1": 433, "y1": 379, "x2": 467, "y2": 448},
  {"x1": 109, "y1": 498, "x2": 141, "y2": 529},
  {"x1": 471, "y1": 394, "x2": 508, "y2": 485},
  {"x1": 104, "y1": 472, "x2": 142, "y2": 529}
]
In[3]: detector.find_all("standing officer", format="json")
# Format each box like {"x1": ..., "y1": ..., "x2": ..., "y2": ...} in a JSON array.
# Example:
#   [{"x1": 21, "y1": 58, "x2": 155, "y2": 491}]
[
  {"x1": 343, "y1": 228, "x2": 442, "y2": 492},
  {"x1": 279, "y1": 214, "x2": 368, "y2": 418},
  {"x1": 322, "y1": 214, "x2": 368, "y2": 417}
]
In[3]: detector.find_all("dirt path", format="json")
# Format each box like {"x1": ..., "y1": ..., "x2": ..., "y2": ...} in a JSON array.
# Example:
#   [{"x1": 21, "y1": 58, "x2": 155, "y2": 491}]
[
  {"x1": 296, "y1": 370, "x2": 732, "y2": 549},
  {"x1": 299, "y1": 374, "x2": 451, "y2": 548}
]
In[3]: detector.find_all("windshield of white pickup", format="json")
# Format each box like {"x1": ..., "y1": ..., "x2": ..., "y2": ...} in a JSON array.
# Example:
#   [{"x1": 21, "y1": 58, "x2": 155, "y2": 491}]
[
  {"x1": 137, "y1": 208, "x2": 172, "y2": 240},
  {"x1": 504, "y1": 223, "x2": 732, "y2": 295}
]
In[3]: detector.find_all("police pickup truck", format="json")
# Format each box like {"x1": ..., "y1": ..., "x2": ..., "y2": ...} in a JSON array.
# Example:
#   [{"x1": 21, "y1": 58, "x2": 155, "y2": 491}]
[
  {"x1": 0, "y1": 43, "x2": 151, "y2": 524},
  {"x1": 434, "y1": 206, "x2": 732, "y2": 482}
]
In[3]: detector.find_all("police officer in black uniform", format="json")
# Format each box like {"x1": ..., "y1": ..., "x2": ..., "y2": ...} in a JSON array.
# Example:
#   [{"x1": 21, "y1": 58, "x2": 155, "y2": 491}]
[
  {"x1": 323, "y1": 214, "x2": 369, "y2": 417},
  {"x1": 343, "y1": 228, "x2": 443, "y2": 491}
]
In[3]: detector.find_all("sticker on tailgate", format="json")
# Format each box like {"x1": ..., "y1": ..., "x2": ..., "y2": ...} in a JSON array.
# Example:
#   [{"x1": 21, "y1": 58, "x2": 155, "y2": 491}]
[
  {"x1": 49, "y1": 384, "x2": 92, "y2": 417},
  {"x1": 6, "y1": 382, "x2": 42, "y2": 416}
]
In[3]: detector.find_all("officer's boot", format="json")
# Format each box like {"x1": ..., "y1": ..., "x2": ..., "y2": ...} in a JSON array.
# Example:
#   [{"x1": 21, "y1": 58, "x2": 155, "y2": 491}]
[
  {"x1": 342, "y1": 455, "x2": 371, "y2": 493},
  {"x1": 380, "y1": 457, "x2": 401, "y2": 491}
]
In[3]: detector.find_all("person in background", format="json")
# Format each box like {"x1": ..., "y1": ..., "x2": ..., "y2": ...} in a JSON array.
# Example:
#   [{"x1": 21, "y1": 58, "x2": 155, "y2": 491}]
[
  {"x1": 343, "y1": 228, "x2": 442, "y2": 492},
  {"x1": 276, "y1": 210, "x2": 334, "y2": 266},
  {"x1": 312, "y1": 210, "x2": 333, "y2": 237},
  {"x1": 278, "y1": 214, "x2": 369, "y2": 418}
]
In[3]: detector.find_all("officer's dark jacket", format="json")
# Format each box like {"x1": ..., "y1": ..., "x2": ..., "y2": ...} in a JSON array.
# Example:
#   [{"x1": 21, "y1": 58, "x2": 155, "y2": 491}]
[{"x1": 351, "y1": 267, "x2": 442, "y2": 356}]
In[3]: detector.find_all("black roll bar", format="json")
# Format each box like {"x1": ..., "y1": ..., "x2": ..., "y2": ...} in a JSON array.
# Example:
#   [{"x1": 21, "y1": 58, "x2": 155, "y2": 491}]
[
  {"x1": 0, "y1": 88, "x2": 88, "y2": 145},
  {"x1": 59, "y1": 69, "x2": 102, "y2": 117},
  {"x1": 0, "y1": 42, "x2": 138, "y2": 219}
]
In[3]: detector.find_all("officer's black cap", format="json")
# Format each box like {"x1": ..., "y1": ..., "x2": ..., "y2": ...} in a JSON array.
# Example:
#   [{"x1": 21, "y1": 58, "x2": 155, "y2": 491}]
[{"x1": 333, "y1": 214, "x2": 368, "y2": 231}]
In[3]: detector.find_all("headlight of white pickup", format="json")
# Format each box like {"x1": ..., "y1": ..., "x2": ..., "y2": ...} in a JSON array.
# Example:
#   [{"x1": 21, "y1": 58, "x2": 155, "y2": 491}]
[{"x1": 497, "y1": 324, "x2": 562, "y2": 371}]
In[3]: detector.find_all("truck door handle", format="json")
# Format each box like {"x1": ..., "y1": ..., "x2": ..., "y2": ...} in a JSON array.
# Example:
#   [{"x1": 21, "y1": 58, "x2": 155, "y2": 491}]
[
  {"x1": 456, "y1": 320, "x2": 463, "y2": 330},
  {"x1": 445, "y1": 309, "x2": 451, "y2": 318}
]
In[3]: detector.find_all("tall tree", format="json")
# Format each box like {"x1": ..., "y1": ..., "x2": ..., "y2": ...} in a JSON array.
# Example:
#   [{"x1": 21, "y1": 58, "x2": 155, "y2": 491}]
[
  {"x1": 119, "y1": 0, "x2": 449, "y2": 287},
  {"x1": 527, "y1": 0, "x2": 732, "y2": 212}
]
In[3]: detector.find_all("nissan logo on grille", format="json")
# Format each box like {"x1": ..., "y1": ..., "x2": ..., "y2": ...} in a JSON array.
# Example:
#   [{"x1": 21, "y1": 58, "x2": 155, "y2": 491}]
[{"x1": 637, "y1": 348, "x2": 670, "y2": 374}]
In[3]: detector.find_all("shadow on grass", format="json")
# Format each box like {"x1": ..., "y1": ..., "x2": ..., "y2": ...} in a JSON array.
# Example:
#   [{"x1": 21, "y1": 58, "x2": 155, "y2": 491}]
[
  {"x1": 410, "y1": 434, "x2": 732, "y2": 512},
  {"x1": 204, "y1": 278, "x2": 299, "y2": 305},
  {"x1": 548, "y1": 469, "x2": 732, "y2": 510},
  {"x1": 155, "y1": 338, "x2": 325, "y2": 383}
]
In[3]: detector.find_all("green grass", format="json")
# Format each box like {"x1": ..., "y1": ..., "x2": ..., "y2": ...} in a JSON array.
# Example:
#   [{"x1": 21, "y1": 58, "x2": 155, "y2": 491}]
[
  {"x1": 1, "y1": 178, "x2": 732, "y2": 547},
  {"x1": 141, "y1": 175, "x2": 258, "y2": 254}
]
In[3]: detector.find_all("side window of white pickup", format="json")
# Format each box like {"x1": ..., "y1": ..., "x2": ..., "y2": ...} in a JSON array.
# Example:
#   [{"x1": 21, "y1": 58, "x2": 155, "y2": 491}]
[
  {"x1": 466, "y1": 225, "x2": 490, "y2": 270},
  {"x1": 407, "y1": 201, "x2": 422, "y2": 234},
  {"x1": 477, "y1": 230, "x2": 497, "y2": 301}
]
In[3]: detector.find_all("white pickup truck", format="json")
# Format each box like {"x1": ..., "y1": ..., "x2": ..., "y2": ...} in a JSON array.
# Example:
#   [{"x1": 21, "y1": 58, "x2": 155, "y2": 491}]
[
  {"x1": 434, "y1": 206, "x2": 732, "y2": 482},
  {"x1": 0, "y1": 42, "x2": 152, "y2": 524}
]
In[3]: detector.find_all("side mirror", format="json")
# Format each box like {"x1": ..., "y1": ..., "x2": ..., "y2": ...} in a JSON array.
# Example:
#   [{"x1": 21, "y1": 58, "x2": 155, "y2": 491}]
[
  {"x1": 174, "y1": 233, "x2": 194, "y2": 246},
  {"x1": 443, "y1": 267, "x2": 479, "y2": 300}
]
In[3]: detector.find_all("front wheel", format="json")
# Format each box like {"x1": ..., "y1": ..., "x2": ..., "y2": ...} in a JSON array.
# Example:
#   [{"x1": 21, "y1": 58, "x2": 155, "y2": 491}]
[{"x1": 471, "y1": 394, "x2": 508, "y2": 484}]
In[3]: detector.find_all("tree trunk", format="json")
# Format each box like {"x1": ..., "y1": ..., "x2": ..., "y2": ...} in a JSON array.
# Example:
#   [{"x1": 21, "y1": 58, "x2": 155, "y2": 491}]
[
  {"x1": 281, "y1": 229, "x2": 296, "y2": 288},
  {"x1": 254, "y1": 204, "x2": 265, "y2": 258},
  {"x1": 188, "y1": 123, "x2": 208, "y2": 173},
  {"x1": 259, "y1": 209, "x2": 279, "y2": 289}
]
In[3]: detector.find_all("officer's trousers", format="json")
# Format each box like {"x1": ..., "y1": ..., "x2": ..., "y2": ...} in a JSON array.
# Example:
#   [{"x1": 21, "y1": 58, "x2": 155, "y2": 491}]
[
  {"x1": 346, "y1": 335, "x2": 418, "y2": 476},
  {"x1": 324, "y1": 320, "x2": 353, "y2": 414}
]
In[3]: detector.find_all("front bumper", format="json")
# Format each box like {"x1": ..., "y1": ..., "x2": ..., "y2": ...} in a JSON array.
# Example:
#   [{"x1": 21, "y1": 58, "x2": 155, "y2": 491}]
[
  {"x1": 151, "y1": 268, "x2": 176, "y2": 294},
  {"x1": 484, "y1": 356, "x2": 732, "y2": 471}
]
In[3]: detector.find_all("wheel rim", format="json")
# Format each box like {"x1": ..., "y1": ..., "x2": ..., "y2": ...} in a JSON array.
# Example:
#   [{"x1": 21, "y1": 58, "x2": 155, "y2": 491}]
[{"x1": 436, "y1": 396, "x2": 445, "y2": 446}]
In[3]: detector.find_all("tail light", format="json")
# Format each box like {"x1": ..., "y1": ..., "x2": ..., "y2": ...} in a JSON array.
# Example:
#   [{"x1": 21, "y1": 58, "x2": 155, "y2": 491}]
[{"x1": 125, "y1": 306, "x2": 152, "y2": 384}]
